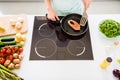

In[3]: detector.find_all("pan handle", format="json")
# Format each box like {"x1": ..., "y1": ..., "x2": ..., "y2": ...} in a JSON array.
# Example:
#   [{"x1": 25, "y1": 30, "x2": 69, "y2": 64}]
[
  {"x1": 55, "y1": 25, "x2": 67, "y2": 41},
  {"x1": 46, "y1": 14, "x2": 61, "y2": 26}
]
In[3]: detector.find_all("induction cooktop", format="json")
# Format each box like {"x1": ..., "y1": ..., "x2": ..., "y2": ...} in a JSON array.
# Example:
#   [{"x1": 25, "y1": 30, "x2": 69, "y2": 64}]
[{"x1": 29, "y1": 16, "x2": 94, "y2": 60}]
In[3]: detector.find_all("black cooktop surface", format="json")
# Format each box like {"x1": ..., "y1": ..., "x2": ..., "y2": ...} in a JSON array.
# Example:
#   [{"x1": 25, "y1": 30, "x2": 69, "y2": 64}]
[{"x1": 29, "y1": 16, "x2": 94, "y2": 60}]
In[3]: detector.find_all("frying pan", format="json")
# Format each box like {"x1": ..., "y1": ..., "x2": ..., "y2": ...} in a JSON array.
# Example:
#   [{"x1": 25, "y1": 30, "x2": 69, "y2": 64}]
[
  {"x1": 46, "y1": 13, "x2": 88, "y2": 39},
  {"x1": 60, "y1": 13, "x2": 88, "y2": 37}
]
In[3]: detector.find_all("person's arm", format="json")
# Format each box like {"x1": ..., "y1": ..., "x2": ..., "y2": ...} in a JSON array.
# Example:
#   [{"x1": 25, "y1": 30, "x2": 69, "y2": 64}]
[
  {"x1": 83, "y1": 0, "x2": 92, "y2": 10},
  {"x1": 45, "y1": 0, "x2": 59, "y2": 21}
]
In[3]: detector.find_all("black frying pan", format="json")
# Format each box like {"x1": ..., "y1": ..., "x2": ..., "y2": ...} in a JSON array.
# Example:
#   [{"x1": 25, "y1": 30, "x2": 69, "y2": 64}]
[
  {"x1": 60, "y1": 13, "x2": 88, "y2": 37},
  {"x1": 46, "y1": 13, "x2": 88, "y2": 39}
]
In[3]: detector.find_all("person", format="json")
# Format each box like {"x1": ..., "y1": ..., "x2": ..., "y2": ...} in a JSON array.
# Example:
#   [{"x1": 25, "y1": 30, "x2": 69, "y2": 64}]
[{"x1": 45, "y1": 0, "x2": 92, "y2": 21}]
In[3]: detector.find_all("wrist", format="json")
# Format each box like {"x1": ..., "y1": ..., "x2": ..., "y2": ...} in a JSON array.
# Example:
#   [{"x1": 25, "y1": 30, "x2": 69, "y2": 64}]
[{"x1": 47, "y1": 7, "x2": 54, "y2": 13}]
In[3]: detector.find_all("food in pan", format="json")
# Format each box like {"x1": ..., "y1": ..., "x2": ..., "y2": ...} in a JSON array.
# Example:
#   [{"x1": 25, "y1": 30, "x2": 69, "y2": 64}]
[{"x1": 68, "y1": 19, "x2": 80, "y2": 31}]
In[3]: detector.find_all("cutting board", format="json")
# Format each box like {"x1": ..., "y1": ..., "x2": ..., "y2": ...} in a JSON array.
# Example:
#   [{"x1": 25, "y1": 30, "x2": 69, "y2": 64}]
[{"x1": 0, "y1": 14, "x2": 28, "y2": 37}]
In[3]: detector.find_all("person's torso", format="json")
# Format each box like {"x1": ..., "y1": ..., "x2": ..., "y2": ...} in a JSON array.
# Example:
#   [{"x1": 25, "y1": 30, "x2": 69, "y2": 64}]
[{"x1": 52, "y1": 0, "x2": 83, "y2": 11}]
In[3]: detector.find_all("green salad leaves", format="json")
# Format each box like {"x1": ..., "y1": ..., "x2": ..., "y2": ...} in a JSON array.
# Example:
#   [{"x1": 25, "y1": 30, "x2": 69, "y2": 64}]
[{"x1": 99, "y1": 19, "x2": 120, "y2": 38}]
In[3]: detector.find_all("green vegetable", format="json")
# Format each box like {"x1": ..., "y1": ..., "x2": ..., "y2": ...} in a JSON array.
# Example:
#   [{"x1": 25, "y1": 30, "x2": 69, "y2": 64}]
[
  {"x1": 99, "y1": 19, "x2": 120, "y2": 38},
  {"x1": 0, "y1": 43, "x2": 22, "y2": 50},
  {"x1": 0, "y1": 37, "x2": 15, "y2": 42},
  {"x1": 2, "y1": 41, "x2": 16, "y2": 45},
  {"x1": 0, "y1": 41, "x2": 4, "y2": 46},
  {"x1": 12, "y1": 44, "x2": 22, "y2": 48},
  {"x1": 0, "y1": 64, "x2": 23, "y2": 80},
  {"x1": 0, "y1": 37, "x2": 16, "y2": 47},
  {"x1": 1, "y1": 69, "x2": 18, "y2": 80},
  {"x1": 0, "y1": 64, "x2": 17, "y2": 76},
  {"x1": 0, "y1": 75, "x2": 7, "y2": 80},
  {"x1": 117, "y1": 59, "x2": 120, "y2": 64}
]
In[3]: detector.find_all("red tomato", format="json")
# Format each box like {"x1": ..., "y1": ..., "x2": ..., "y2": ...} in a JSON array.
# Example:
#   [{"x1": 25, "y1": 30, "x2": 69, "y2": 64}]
[
  {"x1": 0, "y1": 53, "x2": 4, "y2": 57},
  {"x1": 6, "y1": 55, "x2": 13, "y2": 61},
  {"x1": 18, "y1": 48, "x2": 23, "y2": 54},
  {"x1": 5, "y1": 49, "x2": 12, "y2": 54},
  {"x1": 4, "y1": 46, "x2": 10, "y2": 49},
  {"x1": 9, "y1": 46, "x2": 14, "y2": 49},
  {"x1": 0, "y1": 57, "x2": 5, "y2": 64},
  {"x1": 1, "y1": 48, "x2": 6, "y2": 53},
  {"x1": 9, "y1": 46, "x2": 15, "y2": 53},
  {"x1": 13, "y1": 46, "x2": 19, "y2": 52}
]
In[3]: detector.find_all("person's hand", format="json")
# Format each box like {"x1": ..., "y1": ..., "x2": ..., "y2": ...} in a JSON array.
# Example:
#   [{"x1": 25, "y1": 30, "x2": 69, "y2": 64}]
[
  {"x1": 83, "y1": 0, "x2": 92, "y2": 10},
  {"x1": 47, "y1": 8, "x2": 59, "y2": 21}
]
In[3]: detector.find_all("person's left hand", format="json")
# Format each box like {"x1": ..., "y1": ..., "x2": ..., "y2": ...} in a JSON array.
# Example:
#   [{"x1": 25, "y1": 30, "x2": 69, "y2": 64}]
[{"x1": 83, "y1": 0, "x2": 92, "y2": 10}]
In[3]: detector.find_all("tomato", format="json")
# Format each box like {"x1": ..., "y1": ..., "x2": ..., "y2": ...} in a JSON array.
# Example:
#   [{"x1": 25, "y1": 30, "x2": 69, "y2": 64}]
[
  {"x1": 9, "y1": 46, "x2": 14, "y2": 53},
  {"x1": 6, "y1": 55, "x2": 13, "y2": 61},
  {"x1": 0, "y1": 57, "x2": 5, "y2": 64},
  {"x1": 5, "y1": 49, "x2": 12, "y2": 54},
  {"x1": 1, "y1": 48, "x2": 6, "y2": 53},
  {"x1": 9, "y1": 46, "x2": 14, "y2": 49},
  {"x1": 18, "y1": 48, "x2": 23, "y2": 54},
  {"x1": 4, "y1": 46, "x2": 10, "y2": 49},
  {"x1": 0, "y1": 53, "x2": 4, "y2": 57},
  {"x1": 13, "y1": 46, "x2": 19, "y2": 52}
]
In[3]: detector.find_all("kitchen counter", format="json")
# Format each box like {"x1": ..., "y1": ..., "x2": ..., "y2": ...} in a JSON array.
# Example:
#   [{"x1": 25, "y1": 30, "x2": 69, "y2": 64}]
[{"x1": 5, "y1": 14, "x2": 120, "y2": 80}]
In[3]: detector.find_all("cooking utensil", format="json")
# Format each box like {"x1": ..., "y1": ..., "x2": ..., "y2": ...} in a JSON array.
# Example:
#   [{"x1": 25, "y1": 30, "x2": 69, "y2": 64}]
[
  {"x1": 80, "y1": 11, "x2": 88, "y2": 26},
  {"x1": 46, "y1": 13, "x2": 88, "y2": 39},
  {"x1": 60, "y1": 13, "x2": 88, "y2": 38}
]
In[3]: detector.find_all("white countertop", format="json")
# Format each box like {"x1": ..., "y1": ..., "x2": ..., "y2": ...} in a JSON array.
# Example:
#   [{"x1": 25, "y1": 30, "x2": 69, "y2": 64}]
[{"x1": 12, "y1": 14, "x2": 120, "y2": 80}]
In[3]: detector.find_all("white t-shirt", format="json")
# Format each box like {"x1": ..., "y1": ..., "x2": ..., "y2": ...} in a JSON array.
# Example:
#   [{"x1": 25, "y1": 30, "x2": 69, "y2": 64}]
[{"x1": 51, "y1": 0, "x2": 84, "y2": 16}]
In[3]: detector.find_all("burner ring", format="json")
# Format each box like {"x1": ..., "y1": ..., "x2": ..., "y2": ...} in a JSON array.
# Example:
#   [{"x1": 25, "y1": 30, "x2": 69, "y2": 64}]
[
  {"x1": 38, "y1": 23, "x2": 55, "y2": 37},
  {"x1": 67, "y1": 40, "x2": 85, "y2": 56},
  {"x1": 34, "y1": 38, "x2": 57, "y2": 58}
]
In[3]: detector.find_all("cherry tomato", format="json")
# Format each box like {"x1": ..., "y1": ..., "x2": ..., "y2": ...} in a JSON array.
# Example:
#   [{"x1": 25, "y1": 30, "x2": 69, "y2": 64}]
[
  {"x1": 0, "y1": 53, "x2": 4, "y2": 57},
  {"x1": 13, "y1": 46, "x2": 19, "y2": 52},
  {"x1": 18, "y1": 48, "x2": 23, "y2": 54},
  {"x1": 5, "y1": 49, "x2": 12, "y2": 54},
  {"x1": 9, "y1": 46, "x2": 14, "y2": 49},
  {"x1": 6, "y1": 55, "x2": 13, "y2": 61},
  {"x1": 4, "y1": 46, "x2": 10, "y2": 49},
  {"x1": 0, "y1": 57, "x2": 5, "y2": 64},
  {"x1": 1, "y1": 48, "x2": 6, "y2": 53},
  {"x1": 9, "y1": 47, "x2": 15, "y2": 53}
]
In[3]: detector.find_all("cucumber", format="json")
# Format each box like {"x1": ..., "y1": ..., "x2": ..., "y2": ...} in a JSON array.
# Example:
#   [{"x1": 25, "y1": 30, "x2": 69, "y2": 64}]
[
  {"x1": 0, "y1": 41, "x2": 4, "y2": 46},
  {"x1": 15, "y1": 44, "x2": 22, "y2": 48},
  {"x1": 0, "y1": 37, "x2": 15, "y2": 42},
  {"x1": 11, "y1": 44, "x2": 22, "y2": 48},
  {"x1": 0, "y1": 43, "x2": 22, "y2": 50},
  {"x1": 0, "y1": 37, "x2": 16, "y2": 47},
  {"x1": 2, "y1": 41, "x2": 16, "y2": 45}
]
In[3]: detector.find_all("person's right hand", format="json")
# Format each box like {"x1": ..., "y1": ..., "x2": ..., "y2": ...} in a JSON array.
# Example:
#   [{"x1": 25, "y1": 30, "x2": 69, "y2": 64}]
[
  {"x1": 47, "y1": 8, "x2": 59, "y2": 21},
  {"x1": 83, "y1": 0, "x2": 92, "y2": 10}
]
